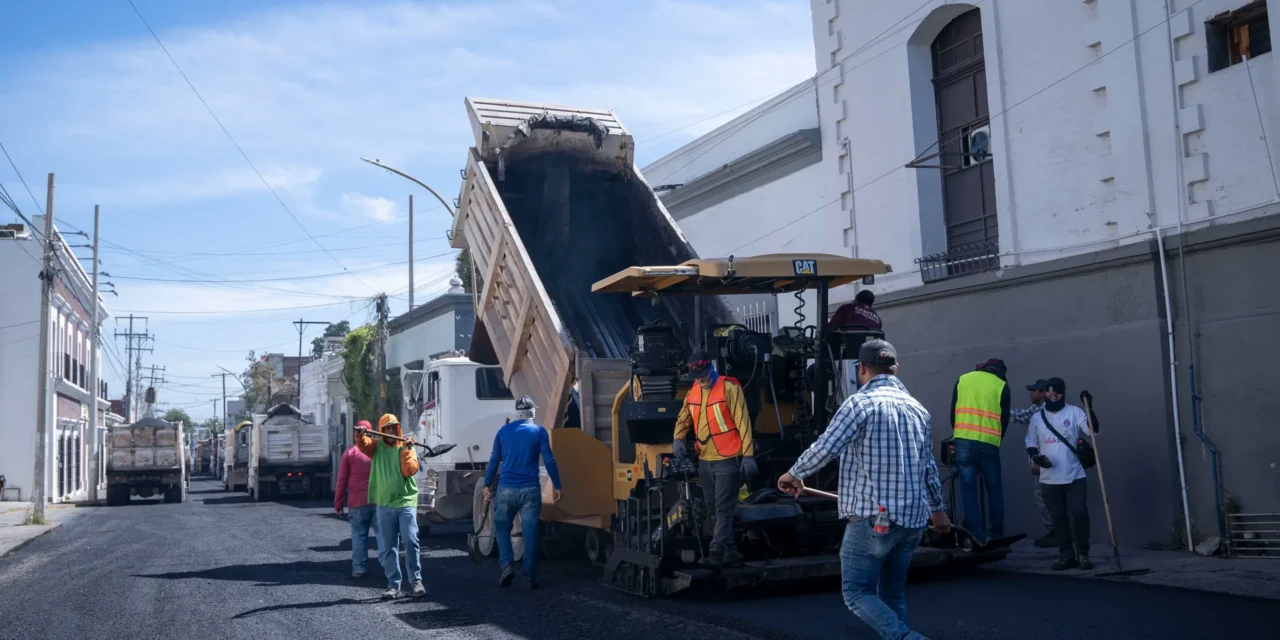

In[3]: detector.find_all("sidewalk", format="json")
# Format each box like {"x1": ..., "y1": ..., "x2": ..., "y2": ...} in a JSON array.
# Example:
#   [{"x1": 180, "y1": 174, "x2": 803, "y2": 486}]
[
  {"x1": 0, "y1": 502, "x2": 74, "y2": 558},
  {"x1": 986, "y1": 539, "x2": 1280, "y2": 601}
]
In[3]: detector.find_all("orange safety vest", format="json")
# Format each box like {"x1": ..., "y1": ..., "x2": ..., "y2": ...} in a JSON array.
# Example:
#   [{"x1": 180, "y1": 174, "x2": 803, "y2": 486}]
[{"x1": 684, "y1": 377, "x2": 744, "y2": 458}]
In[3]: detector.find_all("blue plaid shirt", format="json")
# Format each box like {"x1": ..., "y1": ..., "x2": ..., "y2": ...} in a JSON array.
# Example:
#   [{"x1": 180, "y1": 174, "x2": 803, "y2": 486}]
[{"x1": 789, "y1": 375, "x2": 945, "y2": 528}]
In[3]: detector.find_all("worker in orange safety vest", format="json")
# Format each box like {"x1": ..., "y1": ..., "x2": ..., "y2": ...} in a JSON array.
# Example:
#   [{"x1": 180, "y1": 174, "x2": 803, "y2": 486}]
[
  {"x1": 672, "y1": 350, "x2": 755, "y2": 568},
  {"x1": 950, "y1": 359, "x2": 1012, "y2": 544}
]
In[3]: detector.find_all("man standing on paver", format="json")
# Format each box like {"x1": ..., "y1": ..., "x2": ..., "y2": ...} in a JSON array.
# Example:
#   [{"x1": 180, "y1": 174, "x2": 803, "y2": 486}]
[
  {"x1": 778, "y1": 339, "x2": 950, "y2": 640},
  {"x1": 356, "y1": 413, "x2": 425, "y2": 599},
  {"x1": 335, "y1": 419, "x2": 380, "y2": 577}
]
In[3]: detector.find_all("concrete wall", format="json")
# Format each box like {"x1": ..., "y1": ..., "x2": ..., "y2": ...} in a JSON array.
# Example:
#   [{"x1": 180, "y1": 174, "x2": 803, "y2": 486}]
[
  {"x1": 0, "y1": 239, "x2": 41, "y2": 501},
  {"x1": 877, "y1": 209, "x2": 1280, "y2": 547},
  {"x1": 1164, "y1": 212, "x2": 1280, "y2": 538},
  {"x1": 387, "y1": 299, "x2": 474, "y2": 370}
]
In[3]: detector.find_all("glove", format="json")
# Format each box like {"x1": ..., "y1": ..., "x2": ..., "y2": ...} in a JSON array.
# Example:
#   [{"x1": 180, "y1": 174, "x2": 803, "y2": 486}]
[
  {"x1": 672, "y1": 439, "x2": 688, "y2": 459},
  {"x1": 740, "y1": 456, "x2": 758, "y2": 479},
  {"x1": 1032, "y1": 454, "x2": 1053, "y2": 469},
  {"x1": 1080, "y1": 390, "x2": 1093, "y2": 405}
]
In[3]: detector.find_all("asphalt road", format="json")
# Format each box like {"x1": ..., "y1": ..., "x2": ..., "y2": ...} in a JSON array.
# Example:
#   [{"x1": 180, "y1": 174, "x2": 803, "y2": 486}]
[{"x1": 0, "y1": 478, "x2": 1274, "y2": 640}]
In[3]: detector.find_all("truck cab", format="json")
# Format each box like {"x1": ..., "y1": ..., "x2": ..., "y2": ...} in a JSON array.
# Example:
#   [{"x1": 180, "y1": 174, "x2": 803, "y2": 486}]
[{"x1": 402, "y1": 357, "x2": 515, "y2": 525}]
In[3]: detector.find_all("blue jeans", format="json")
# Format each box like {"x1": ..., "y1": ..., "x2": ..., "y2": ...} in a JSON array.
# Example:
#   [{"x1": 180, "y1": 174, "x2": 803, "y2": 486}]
[
  {"x1": 840, "y1": 518, "x2": 928, "y2": 640},
  {"x1": 376, "y1": 506, "x2": 421, "y2": 589},
  {"x1": 494, "y1": 485, "x2": 542, "y2": 579},
  {"x1": 349, "y1": 504, "x2": 379, "y2": 573},
  {"x1": 954, "y1": 438, "x2": 1004, "y2": 541}
]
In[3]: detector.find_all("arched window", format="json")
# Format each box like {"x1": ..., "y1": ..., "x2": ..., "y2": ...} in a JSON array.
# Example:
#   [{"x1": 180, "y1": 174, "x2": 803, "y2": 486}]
[{"x1": 932, "y1": 8, "x2": 998, "y2": 254}]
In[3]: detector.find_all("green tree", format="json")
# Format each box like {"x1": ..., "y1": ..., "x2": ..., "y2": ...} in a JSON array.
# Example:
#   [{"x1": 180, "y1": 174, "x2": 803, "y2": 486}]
[
  {"x1": 456, "y1": 250, "x2": 481, "y2": 293},
  {"x1": 200, "y1": 417, "x2": 223, "y2": 433},
  {"x1": 162, "y1": 408, "x2": 193, "y2": 430},
  {"x1": 241, "y1": 351, "x2": 275, "y2": 412},
  {"x1": 311, "y1": 320, "x2": 352, "y2": 357},
  {"x1": 341, "y1": 325, "x2": 378, "y2": 423}
]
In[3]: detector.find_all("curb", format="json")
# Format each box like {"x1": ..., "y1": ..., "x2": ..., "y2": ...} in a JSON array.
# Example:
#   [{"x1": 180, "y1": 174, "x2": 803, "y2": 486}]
[
  {"x1": 981, "y1": 563, "x2": 1280, "y2": 603},
  {"x1": 0, "y1": 522, "x2": 62, "y2": 560}
]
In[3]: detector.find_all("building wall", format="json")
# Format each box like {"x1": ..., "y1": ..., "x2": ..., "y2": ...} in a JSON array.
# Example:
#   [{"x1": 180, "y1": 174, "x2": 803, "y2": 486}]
[
  {"x1": 0, "y1": 239, "x2": 41, "y2": 501},
  {"x1": 387, "y1": 298, "x2": 474, "y2": 370}
]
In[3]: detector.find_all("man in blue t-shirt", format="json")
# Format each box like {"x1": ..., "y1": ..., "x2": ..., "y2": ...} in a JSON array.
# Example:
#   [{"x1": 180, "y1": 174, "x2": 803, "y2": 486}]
[{"x1": 483, "y1": 395, "x2": 562, "y2": 589}]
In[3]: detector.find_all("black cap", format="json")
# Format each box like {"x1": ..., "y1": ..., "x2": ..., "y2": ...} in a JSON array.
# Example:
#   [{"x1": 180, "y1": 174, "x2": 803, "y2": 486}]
[
  {"x1": 858, "y1": 338, "x2": 897, "y2": 367},
  {"x1": 687, "y1": 350, "x2": 712, "y2": 376},
  {"x1": 1045, "y1": 377, "x2": 1066, "y2": 394},
  {"x1": 1027, "y1": 379, "x2": 1049, "y2": 391},
  {"x1": 515, "y1": 395, "x2": 536, "y2": 411}
]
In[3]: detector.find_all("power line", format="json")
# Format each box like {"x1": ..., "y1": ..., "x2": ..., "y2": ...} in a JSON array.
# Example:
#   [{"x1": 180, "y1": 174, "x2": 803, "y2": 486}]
[
  {"x1": 125, "y1": 0, "x2": 376, "y2": 293},
  {"x1": 110, "y1": 250, "x2": 455, "y2": 284},
  {"x1": 0, "y1": 139, "x2": 44, "y2": 217}
]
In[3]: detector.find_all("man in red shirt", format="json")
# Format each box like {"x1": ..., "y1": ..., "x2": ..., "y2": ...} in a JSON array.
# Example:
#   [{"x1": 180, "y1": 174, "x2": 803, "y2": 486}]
[
  {"x1": 335, "y1": 420, "x2": 379, "y2": 578},
  {"x1": 830, "y1": 290, "x2": 882, "y2": 331}
]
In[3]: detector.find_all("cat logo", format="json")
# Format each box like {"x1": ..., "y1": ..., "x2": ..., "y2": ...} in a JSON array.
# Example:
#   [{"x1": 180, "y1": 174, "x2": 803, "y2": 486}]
[{"x1": 793, "y1": 259, "x2": 817, "y2": 276}]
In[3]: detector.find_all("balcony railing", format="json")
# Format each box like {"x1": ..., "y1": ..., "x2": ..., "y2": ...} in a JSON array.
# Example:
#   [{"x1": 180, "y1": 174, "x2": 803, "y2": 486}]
[{"x1": 915, "y1": 240, "x2": 1001, "y2": 284}]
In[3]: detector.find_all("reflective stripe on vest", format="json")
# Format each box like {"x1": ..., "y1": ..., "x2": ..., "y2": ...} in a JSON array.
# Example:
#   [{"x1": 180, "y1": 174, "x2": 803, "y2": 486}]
[
  {"x1": 953, "y1": 370, "x2": 1006, "y2": 446},
  {"x1": 685, "y1": 377, "x2": 743, "y2": 458}
]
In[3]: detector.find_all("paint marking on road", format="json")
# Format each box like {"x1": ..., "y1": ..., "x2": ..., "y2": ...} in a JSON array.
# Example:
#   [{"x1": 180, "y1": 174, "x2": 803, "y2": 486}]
[{"x1": 561, "y1": 595, "x2": 760, "y2": 639}]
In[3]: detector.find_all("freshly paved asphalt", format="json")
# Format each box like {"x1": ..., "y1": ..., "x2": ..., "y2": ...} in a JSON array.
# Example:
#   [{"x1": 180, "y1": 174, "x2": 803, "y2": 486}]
[{"x1": 0, "y1": 478, "x2": 1274, "y2": 639}]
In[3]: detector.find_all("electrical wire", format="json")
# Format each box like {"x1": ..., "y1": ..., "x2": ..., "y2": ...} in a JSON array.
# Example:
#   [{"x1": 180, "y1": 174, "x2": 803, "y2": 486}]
[{"x1": 125, "y1": 0, "x2": 376, "y2": 293}]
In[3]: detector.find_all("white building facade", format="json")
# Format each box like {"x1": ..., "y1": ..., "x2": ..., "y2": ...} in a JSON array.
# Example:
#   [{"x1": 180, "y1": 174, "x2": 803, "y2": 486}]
[
  {"x1": 646, "y1": 0, "x2": 1280, "y2": 549},
  {"x1": 0, "y1": 219, "x2": 111, "y2": 504}
]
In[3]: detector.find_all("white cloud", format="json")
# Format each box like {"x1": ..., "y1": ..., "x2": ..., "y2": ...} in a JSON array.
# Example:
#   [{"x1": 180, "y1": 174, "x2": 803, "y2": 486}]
[{"x1": 341, "y1": 192, "x2": 401, "y2": 222}]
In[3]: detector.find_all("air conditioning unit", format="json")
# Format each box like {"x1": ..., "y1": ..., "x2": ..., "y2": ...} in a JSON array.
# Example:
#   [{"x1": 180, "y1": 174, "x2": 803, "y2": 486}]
[{"x1": 966, "y1": 125, "x2": 992, "y2": 166}]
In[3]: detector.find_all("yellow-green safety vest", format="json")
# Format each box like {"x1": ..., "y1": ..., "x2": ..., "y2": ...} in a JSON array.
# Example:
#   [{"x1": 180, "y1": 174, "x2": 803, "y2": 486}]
[{"x1": 953, "y1": 370, "x2": 1006, "y2": 446}]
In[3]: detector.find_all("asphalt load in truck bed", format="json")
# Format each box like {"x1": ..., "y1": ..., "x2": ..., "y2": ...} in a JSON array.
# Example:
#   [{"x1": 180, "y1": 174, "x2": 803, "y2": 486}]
[{"x1": 496, "y1": 150, "x2": 733, "y2": 358}]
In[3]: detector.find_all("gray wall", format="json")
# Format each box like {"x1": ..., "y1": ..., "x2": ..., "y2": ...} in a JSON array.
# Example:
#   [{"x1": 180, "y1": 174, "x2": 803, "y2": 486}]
[
  {"x1": 1165, "y1": 215, "x2": 1280, "y2": 542},
  {"x1": 876, "y1": 212, "x2": 1280, "y2": 548}
]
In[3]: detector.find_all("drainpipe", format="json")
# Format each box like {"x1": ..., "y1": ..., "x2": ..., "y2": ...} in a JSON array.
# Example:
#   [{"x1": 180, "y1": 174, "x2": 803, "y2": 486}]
[{"x1": 1155, "y1": 229, "x2": 1196, "y2": 552}]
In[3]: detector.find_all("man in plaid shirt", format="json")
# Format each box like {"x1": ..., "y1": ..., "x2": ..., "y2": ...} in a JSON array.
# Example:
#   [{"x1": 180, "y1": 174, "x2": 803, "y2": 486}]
[{"x1": 779, "y1": 339, "x2": 950, "y2": 640}]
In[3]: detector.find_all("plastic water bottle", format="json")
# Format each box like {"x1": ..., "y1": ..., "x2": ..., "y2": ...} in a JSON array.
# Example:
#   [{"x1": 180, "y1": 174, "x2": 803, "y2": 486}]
[{"x1": 874, "y1": 506, "x2": 891, "y2": 534}]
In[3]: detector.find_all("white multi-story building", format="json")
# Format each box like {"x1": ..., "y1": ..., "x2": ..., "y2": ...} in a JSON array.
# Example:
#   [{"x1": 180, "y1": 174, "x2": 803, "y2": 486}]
[
  {"x1": 646, "y1": 0, "x2": 1280, "y2": 550},
  {"x1": 0, "y1": 219, "x2": 111, "y2": 504}
]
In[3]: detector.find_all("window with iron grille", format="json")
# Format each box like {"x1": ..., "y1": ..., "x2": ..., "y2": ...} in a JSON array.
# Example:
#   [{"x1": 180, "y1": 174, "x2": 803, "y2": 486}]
[{"x1": 1208, "y1": 1, "x2": 1271, "y2": 72}]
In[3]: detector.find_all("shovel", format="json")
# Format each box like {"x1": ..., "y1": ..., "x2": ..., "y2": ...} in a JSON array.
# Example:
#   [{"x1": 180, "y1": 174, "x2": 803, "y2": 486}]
[
  {"x1": 1081, "y1": 393, "x2": 1150, "y2": 578},
  {"x1": 355, "y1": 428, "x2": 456, "y2": 458}
]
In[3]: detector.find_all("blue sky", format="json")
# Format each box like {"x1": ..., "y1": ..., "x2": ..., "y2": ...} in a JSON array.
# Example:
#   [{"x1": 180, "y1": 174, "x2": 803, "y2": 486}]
[{"x1": 1, "y1": 0, "x2": 815, "y2": 421}]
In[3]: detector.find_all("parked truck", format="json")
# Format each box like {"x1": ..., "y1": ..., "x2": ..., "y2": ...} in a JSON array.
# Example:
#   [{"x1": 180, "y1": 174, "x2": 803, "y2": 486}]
[
  {"x1": 401, "y1": 357, "x2": 519, "y2": 531},
  {"x1": 248, "y1": 404, "x2": 332, "y2": 502},
  {"x1": 106, "y1": 417, "x2": 187, "y2": 506},
  {"x1": 224, "y1": 420, "x2": 251, "y2": 491}
]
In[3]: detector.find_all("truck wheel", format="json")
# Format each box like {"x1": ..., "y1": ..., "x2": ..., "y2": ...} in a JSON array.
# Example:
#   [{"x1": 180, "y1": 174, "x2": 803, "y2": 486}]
[
  {"x1": 472, "y1": 482, "x2": 497, "y2": 557},
  {"x1": 585, "y1": 528, "x2": 612, "y2": 566}
]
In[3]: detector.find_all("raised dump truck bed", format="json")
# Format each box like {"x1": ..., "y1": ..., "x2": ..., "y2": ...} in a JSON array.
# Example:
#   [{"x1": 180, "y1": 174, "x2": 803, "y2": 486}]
[{"x1": 451, "y1": 97, "x2": 732, "y2": 432}]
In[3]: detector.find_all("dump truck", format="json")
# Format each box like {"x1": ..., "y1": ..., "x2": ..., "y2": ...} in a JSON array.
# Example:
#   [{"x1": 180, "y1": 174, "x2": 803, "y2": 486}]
[
  {"x1": 401, "y1": 357, "x2": 518, "y2": 534},
  {"x1": 248, "y1": 404, "x2": 332, "y2": 501},
  {"x1": 224, "y1": 420, "x2": 251, "y2": 491},
  {"x1": 450, "y1": 98, "x2": 1019, "y2": 597},
  {"x1": 106, "y1": 417, "x2": 187, "y2": 506}
]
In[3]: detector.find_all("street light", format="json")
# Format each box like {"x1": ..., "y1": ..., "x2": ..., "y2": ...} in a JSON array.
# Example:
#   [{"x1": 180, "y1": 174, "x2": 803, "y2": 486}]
[{"x1": 359, "y1": 157, "x2": 458, "y2": 311}]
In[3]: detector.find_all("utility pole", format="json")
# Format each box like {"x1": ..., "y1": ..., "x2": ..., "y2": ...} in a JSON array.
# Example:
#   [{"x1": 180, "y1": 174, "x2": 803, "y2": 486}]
[
  {"x1": 142, "y1": 365, "x2": 166, "y2": 418},
  {"x1": 32, "y1": 173, "x2": 57, "y2": 519},
  {"x1": 375, "y1": 293, "x2": 389, "y2": 416},
  {"x1": 292, "y1": 319, "x2": 329, "y2": 408},
  {"x1": 114, "y1": 315, "x2": 150, "y2": 422},
  {"x1": 408, "y1": 194, "x2": 415, "y2": 311},
  {"x1": 211, "y1": 372, "x2": 230, "y2": 431},
  {"x1": 87, "y1": 205, "x2": 102, "y2": 502}
]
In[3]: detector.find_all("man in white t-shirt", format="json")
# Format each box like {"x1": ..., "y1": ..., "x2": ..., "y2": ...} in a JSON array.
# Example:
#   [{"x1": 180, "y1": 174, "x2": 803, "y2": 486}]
[{"x1": 1024, "y1": 377, "x2": 1100, "y2": 570}]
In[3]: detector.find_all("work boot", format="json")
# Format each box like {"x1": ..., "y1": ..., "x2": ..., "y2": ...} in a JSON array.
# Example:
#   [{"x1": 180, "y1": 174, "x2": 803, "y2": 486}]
[
  {"x1": 352, "y1": 570, "x2": 366, "y2": 579},
  {"x1": 526, "y1": 576, "x2": 539, "y2": 590},
  {"x1": 721, "y1": 548, "x2": 745, "y2": 568},
  {"x1": 499, "y1": 564, "x2": 515, "y2": 588},
  {"x1": 410, "y1": 581, "x2": 427, "y2": 597},
  {"x1": 1033, "y1": 533, "x2": 1057, "y2": 548},
  {"x1": 381, "y1": 587, "x2": 400, "y2": 600},
  {"x1": 1078, "y1": 556, "x2": 1094, "y2": 571},
  {"x1": 697, "y1": 549, "x2": 723, "y2": 569},
  {"x1": 1051, "y1": 556, "x2": 1079, "y2": 571}
]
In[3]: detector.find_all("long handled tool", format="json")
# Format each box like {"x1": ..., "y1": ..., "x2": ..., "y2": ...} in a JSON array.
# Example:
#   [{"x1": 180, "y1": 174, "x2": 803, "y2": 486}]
[
  {"x1": 355, "y1": 427, "x2": 456, "y2": 458},
  {"x1": 1081, "y1": 394, "x2": 1150, "y2": 578},
  {"x1": 800, "y1": 487, "x2": 1018, "y2": 552}
]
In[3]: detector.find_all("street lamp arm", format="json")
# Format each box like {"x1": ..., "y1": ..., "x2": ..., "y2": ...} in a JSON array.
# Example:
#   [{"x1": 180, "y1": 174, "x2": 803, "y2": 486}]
[
  {"x1": 359, "y1": 157, "x2": 456, "y2": 217},
  {"x1": 217, "y1": 366, "x2": 250, "y2": 393}
]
